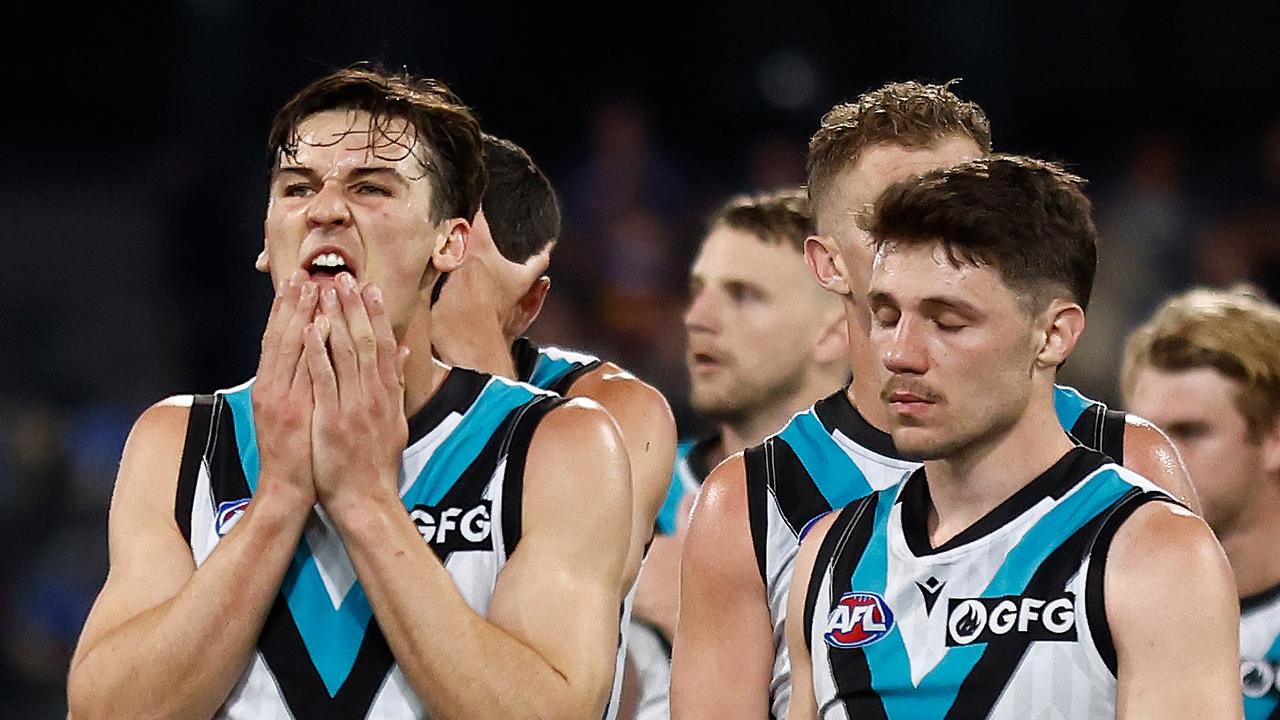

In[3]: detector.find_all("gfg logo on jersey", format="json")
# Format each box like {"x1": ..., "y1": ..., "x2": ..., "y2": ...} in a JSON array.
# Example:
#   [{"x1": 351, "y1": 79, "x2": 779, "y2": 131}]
[
  {"x1": 1241, "y1": 660, "x2": 1280, "y2": 699},
  {"x1": 824, "y1": 592, "x2": 896, "y2": 649},
  {"x1": 215, "y1": 498, "x2": 251, "y2": 537},
  {"x1": 409, "y1": 501, "x2": 492, "y2": 553},
  {"x1": 946, "y1": 594, "x2": 1076, "y2": 646}
]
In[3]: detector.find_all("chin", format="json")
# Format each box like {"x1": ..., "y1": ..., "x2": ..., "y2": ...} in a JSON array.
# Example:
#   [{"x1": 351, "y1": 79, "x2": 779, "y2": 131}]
[
  {"x1": 891, "y1": 428, "x2": 966, "y2": 462},
  {"x1": 690, "y1": 392, "x2": 747, "y2": 423}
]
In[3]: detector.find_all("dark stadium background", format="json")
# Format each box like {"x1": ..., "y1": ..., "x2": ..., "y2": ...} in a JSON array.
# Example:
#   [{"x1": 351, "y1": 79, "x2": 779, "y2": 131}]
[{"x1": 2, "y1": 2, "x2": 1278, "y2": 715}]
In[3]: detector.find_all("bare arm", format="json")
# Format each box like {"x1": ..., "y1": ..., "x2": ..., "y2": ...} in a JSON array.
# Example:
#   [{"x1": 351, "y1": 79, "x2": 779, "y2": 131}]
[
  {"x1": 671, "y1": 456, "x2": 775, "y2": 719},
  {"x1": 568, "y1": 363, "x2": 678, "y2": 590},
  {"x1": 324, "y1": 401, "x2": 632, "y2": 720},
  {"x1": 784, "y1": 513, "x2": 836, "y2": 720},
  {"x1": 1121, "y1": 416, "x2": 1202, "y2": 514},
  {"x1": 1110, "y1": 502, "x2": 1240, "y2": 719},
  {"x1": 68, "y1": 275, "x2": 319, "y2": 720}
]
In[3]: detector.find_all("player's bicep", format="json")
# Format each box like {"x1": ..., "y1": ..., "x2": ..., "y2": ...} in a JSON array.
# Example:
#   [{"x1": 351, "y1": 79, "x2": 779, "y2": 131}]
[
  {"x1": 1108, "y1": 502, "x2": 1240, "y2": 719},
  {"x1": 486, "y1": 400, "x2": 631, "y2": 705},
  {"x1": 671, "y1": 456, "x2": 773, "y2": 719},
  {"x1": 74, "y1": 399, "x2": 197, "y2": 659}
]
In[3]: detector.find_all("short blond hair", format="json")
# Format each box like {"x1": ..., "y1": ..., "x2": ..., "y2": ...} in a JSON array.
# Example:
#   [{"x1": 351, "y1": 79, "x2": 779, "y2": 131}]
[
  {"x1": 1123, "y1": 286, "x2": 1280, "y2": 440},
  {"x1": 806, "y1": 80, "x2": 992, "y2": 217}
]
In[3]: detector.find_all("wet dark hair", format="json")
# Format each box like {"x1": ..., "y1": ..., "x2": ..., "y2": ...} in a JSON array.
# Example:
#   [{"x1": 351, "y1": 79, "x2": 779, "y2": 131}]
[
  {"x1": 863, "y1": 154, "x2": 1097, "y2": 313},
  {"x1": 267, "y1": 65, "x2": 485, "y2": 224},
  {"x1": 481, "y1": 134, "x2": 561, "y2": 263}
]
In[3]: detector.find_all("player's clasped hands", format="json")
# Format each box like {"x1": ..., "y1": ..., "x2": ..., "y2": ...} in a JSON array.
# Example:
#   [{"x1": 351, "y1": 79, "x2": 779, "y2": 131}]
[
  {"x1": 304, "y1": 271, "x2": 410, "y2": 514},
  {"x1": 252, "y1": 268, "x2": 410, "y2": 519}
]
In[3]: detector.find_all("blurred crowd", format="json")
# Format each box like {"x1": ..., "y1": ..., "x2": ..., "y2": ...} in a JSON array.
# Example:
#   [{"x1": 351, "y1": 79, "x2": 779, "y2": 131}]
[{"x1": 2, "y1": 94, "x2": 1279, "y2": 716}]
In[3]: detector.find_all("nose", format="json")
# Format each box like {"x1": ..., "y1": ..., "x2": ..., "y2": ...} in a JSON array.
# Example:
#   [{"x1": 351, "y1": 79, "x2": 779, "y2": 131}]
[
  {"x1": 306, "y1": 181, "x2": 353, "y2": 229},
  {"x1": 684, "y1": 286, "x2": 720, "y2": 336},
  {"x1": 881, "y1": 315, "x2": 929, "y2": 376}
]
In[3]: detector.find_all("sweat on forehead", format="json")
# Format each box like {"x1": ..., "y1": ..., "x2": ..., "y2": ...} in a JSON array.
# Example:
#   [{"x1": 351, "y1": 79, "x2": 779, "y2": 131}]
[{"x1": 276, "y1": 110, "x2": 432, "y2": 179}]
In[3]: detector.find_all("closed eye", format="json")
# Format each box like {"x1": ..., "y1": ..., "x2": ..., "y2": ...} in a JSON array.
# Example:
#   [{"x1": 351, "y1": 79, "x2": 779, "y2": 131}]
[{"x1": 354, "y1": 183, "x2": 393, "y2": 197}]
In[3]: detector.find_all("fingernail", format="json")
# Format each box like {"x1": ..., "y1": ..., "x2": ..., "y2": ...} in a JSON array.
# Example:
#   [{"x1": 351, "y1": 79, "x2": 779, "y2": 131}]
[
  {"x1": 339, "y1": 273, "x2": 356, "y2": 291},
  {"x1": 301, "y1": 282, "x2": 316, "y2": 299},
  {"x1": 323, "y1": 287, "x2": 338, "y2": 306},
  {"x1": 368, "y1": 285, "x2": 382, "y2": 305}
]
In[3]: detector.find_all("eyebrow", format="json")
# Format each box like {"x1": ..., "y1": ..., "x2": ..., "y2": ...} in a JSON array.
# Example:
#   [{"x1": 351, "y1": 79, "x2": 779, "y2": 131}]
[
  {"x1": 273, "y1": 166, "x2": 409, "y2": 186},
  {"x1": 866, "y1": 290, "x2": 982, "y2": 316},
  {"x1": 920, "y1": 296, "x2": 982, "y2": 316}
]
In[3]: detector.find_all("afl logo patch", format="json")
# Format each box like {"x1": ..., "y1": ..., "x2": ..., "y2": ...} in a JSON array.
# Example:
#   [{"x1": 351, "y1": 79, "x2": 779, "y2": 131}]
[
  {"x1": 215, "y1": 498, "x2": 251, "y2": 537},
  {"x1": 824, "y1": 591, "x2": 895, "y2": 649}
]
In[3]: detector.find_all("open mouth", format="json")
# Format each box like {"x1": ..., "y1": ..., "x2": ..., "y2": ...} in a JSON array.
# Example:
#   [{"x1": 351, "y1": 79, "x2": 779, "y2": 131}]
[{"x1": 304, "y1": 250, "x2": 356, "y2": 280}]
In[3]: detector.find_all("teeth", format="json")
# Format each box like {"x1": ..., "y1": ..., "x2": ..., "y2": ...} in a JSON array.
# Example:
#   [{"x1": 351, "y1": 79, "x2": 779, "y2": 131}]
[{"x1": 311, "y1": 252, "x2": 346, "y2": 268}]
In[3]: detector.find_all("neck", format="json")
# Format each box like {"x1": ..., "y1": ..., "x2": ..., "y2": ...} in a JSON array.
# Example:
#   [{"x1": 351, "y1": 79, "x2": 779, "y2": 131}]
[
  {"x1": 845, "y1": 300, "x2": 894, "y2": 433},
  {"x1": 416, "y1": 300, "x2": 517, "y2": 379},
  {"x1": 433, "y1": 326, "x2": 517, "y2": 379},
  {"x1": 401, "y1": 333, "x2": 449, "y2": 420},
  {"x1": 922, "y1": 385, "x2": 1076, "y2": 548},
  {"x1": 1217, "y1": 478, "x2": 1280, "y2": 600}
]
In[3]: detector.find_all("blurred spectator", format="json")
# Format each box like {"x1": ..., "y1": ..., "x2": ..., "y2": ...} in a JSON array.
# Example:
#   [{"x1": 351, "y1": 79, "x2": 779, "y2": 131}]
[
  {"x1": 558, "y1": 97, "x2": 695, "y2": 428},
  {"x1": 1064, "y1": 131, "x2": 1198, "y2": 402},
  {"x1": 747, "y1": 133, "x2": 808, "y2": 192},
  {"x1": 1194, "y1": 116, "x2": 1280, "y2": 300}
]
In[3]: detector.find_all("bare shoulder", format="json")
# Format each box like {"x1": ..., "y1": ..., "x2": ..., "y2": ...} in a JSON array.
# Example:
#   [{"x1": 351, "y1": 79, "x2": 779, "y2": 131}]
[
  {"x1": 1106, "y1": 500, "x2": 1233, "y2": 619},
  {"x1": 566, "y1": 362, "x2": 676, "y2": 439},
  {"x1": 524, "y1": 396, "x2": 631, "y2": 512},
  {"x1": 682, "y1": 454, "x2": 758, "y2": 586},
  {"x1": 689, "y1": 453, "x2": 749, "y2": 528},
  {"x1": 113, "y1": 396, "x2": 196, "y2": 511},
  {"x1": 1106, "y1": 497, "x2": 1240, "y2": 717},
  {"x1": 1119, "y1": 413, "x2": 1200, "y2": 512}
]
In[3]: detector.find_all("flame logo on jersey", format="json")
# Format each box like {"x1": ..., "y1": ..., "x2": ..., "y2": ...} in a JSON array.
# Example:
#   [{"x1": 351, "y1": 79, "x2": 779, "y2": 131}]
[{"x1": 824, "y1": 591, "x2": 895, "y2": 649}]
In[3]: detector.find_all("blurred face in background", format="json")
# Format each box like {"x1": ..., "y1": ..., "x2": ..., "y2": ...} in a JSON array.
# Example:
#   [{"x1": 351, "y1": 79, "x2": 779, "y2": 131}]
[
  {"x1": 1126, "y1": 366, "x2": 1278, "y2": 535},
  {"x1": 685, "y1": 224, "x2": 841, "y2": 423}
]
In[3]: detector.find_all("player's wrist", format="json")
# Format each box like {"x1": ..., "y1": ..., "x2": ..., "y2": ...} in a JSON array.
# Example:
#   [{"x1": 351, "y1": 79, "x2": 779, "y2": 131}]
[
  {"x1": 252, "y1": 475, "x2": 316, "y2": 522},
  {"x1": 321, "y1": 479, "x2": 402, "y2": 540}
]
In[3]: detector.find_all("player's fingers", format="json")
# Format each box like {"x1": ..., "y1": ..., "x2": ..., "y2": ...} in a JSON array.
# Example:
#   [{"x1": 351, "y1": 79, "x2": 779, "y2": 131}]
[
  {"x1": 338, "y1": 273, "x2": 378, "y2": 390},
  {"x1": 363, "y1": 283, "x2": 400, "y2": 392},
  {"x1": 322, "y1": 284, "x2": 358, "y2": 405},
  {"x1": 276, "y1": 280, "x2": 318, "y2": 385},
  {"x1": 304, "y1": 317, "x2": 338, "y2": 411},
  {"x1": 259, "y1": 269, "x2": 304, "y2": 376}
]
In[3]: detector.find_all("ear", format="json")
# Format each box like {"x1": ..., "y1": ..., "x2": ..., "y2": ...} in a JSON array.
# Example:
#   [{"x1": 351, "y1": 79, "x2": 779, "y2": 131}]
[
  {"x1": 509, "y1": 276, "x2": 551, "y2": 337},
  {"x1": 1035, "y1": 300, "x2": 1087, "y2": 370},
  {"x1": 812, "y1": 304, "x2": 851, "y2": 367},
  {"x1": 805, "y1": 235, "x2": 852, "y2": 296},
  {"x1": 433, "y1": 219, "x2": 469, "y2": 274},
  {"x1": 255, "y1": 248, "x2": 270, "y2": 273}
]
